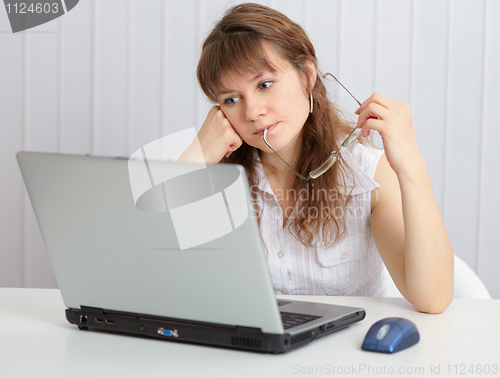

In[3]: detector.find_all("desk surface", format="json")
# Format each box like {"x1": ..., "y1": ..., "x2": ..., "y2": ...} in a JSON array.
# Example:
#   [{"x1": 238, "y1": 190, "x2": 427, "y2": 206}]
[{"x1": 1, "y1": 288, "x2": 499, "y2": 378}]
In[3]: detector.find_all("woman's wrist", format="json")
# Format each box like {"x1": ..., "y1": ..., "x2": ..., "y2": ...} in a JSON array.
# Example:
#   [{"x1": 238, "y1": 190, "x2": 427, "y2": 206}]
[{"x1": 395, "y1": 151, "x2": 428, "y2": 183}]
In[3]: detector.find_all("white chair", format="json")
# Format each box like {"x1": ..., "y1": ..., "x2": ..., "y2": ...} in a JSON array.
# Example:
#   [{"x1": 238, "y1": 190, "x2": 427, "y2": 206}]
[{"x1": 383, "y1": 255, "x2": 492, "y2": 299}]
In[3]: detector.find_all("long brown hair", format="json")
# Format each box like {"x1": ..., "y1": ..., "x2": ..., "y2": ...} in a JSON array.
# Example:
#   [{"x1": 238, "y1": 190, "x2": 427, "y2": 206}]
[{"x1": 197, "y1": 3, "x2": 359, "y2": 247}]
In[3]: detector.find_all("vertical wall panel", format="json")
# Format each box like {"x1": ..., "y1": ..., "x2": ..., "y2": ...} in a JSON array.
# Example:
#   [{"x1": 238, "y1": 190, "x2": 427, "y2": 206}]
[
  {"x1": 24, "y1": 33, "x2": 59, "y2": 151},
  {"x1": 335, "y1": 0, "x2": 378, "y2": 146},
  {"x1": 370, "y1": 0, "x2": 412, "y2": 149},
  {"x1": 0, "y1": 13, "x2": 24, "y2": 286},
  {"x1": 411, "y1": 0, "x2": 449, "y2": 209},
  {"x1": 23, "y1": 19, "x2": 60, "y2": 287},
  {"x1": 163, "y1": 1, "x2": 202, "y2": 137},
  {"x1": 308, "y1": 1, "x2": 358, "y2": 128},
  {"x1": 478, "y1": 0, "x2": 500, "y2": 299},
  {"x1": 93, "y1": 0, "x2": 129, "y2": 156},
  {"x1": 375, "y1": 0, "x2": 412, "y2": 103},
  {"x1": 306, "y1": 1, "x2": 340, "y2": 76},
  {"x1": 194, "y1": 0, "x2": 235, "y2": 133},
  {"x1": 59, "y1": 0, "x2": 93, "y2": 154},
  {"x1": 338, "y1": 0, "x2": 377, "y2": 104},
  {"x1": 444, "y1": 0, "x2": 485, "y2": 270},
  {"x1": 128, "y1": 0, "x2": 162, "y2": 154}
]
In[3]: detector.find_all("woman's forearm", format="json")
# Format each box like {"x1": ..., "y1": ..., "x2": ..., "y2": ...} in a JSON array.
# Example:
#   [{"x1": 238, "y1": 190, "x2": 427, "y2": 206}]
[{"x1": 398, "y1": 156, "x2": 454, "y2": 313}]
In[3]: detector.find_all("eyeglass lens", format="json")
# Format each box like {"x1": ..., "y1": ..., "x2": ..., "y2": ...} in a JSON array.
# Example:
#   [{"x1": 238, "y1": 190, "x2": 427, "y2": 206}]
[
  {"x1": 309, "y1": 153, "x2": 337, "y2": 179},
  {"x1": 342, "y1": 127, "x2": 362, "y2": 147}
]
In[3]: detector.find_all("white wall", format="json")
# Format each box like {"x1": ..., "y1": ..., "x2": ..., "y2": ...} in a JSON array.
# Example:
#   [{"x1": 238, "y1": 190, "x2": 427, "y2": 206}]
[{"x1": 1, "y1": 0, "x2": 499, "y2": 298}]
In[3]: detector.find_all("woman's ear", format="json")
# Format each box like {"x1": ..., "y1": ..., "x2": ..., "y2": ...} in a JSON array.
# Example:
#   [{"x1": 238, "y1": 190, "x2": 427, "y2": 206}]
[{"x1": 305, "y1": 59, "x2": 317, "y2": 89}]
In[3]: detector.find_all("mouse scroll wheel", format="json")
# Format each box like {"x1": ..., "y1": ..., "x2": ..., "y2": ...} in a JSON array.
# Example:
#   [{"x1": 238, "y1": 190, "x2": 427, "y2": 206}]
[{"x1": 376, "y1": 324, "x2": 391, "y2": 340}]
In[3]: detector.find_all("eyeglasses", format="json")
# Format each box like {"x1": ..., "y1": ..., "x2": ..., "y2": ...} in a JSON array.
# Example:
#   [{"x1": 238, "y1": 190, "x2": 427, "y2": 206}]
[{"x1": 263, "y1": 73, "x2": 362, "y2": 181}]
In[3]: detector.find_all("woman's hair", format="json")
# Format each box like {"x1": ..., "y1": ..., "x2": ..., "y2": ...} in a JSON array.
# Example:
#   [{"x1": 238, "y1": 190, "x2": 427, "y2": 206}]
[{"x1": 197, "y1": 3, "x2": 359, "y2": 247}]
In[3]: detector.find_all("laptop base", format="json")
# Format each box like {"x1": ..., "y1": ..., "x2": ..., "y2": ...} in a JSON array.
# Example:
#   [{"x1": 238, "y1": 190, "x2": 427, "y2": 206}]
[{"x1": 66, "y1": 306, "x2": 365, "y2": 354}]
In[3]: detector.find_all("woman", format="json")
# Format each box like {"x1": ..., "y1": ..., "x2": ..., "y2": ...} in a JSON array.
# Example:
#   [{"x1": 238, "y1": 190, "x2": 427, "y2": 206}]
[{"x1": 180, "y1": 3, "x2": 453, "y2": 313}]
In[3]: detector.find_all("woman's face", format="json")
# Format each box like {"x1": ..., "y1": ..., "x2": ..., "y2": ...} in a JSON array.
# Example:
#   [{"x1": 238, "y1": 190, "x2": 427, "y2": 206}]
[{"x1": 216, "y1": 46, "x2": 315, "y2": 159}]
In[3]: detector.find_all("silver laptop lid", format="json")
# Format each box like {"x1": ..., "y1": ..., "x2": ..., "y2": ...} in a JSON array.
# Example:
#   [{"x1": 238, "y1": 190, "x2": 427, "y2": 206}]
[{"x1": 17, "y1": 152, "x2": 284, "y2": 334}]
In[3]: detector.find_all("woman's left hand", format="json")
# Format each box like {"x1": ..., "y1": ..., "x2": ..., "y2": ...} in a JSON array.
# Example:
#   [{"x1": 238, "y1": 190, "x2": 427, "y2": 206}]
[{"x1": 355, "y1": 93, "x2": 423, "y2": 177}]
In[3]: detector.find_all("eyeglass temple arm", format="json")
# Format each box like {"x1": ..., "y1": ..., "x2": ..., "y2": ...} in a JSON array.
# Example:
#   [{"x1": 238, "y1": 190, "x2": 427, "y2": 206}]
[
  {"x1": 263, "y1": 129, "x2": 310, "y2": 181},
  {"x1": 323, "y1": 73, "x2": 362, "y2": 107}
]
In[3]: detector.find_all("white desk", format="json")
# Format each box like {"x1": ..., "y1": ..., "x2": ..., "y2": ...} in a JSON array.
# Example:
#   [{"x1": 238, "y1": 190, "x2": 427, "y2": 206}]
[{"x1": 1, "y1": 288, "x2": 499, "y2": 378}]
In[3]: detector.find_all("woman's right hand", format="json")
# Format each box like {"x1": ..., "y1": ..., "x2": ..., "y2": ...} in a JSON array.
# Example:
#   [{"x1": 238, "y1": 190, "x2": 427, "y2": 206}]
[{"x1": 179, "y1": 106, "x2": 243, "y2": 164}]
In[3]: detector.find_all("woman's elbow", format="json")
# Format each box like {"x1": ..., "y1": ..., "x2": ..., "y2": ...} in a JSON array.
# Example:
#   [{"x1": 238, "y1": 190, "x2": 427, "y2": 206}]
[{"x1": 413, "y1": 290, "x2": 454, "y2": 314}]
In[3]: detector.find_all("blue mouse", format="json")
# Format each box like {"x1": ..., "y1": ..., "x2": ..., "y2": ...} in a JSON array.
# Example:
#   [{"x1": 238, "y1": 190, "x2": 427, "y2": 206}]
[{"x1": 362, "y1": 317, "x2": 420, "y2": 353}]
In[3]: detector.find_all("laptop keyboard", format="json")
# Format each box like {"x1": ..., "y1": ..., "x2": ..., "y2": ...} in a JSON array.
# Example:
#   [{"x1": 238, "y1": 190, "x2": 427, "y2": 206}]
[{"x1": 280, "y1": 312, "x2": 319, "y2": 330}]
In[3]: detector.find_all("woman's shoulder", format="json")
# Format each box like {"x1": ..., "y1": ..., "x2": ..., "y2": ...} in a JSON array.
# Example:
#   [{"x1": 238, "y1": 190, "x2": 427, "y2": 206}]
[
  {"x1": 339, "y1": 141, "x2": 384, "y2": 195},
  {"x1": 343, "y1": 141, "x2": 384, "y2": 172}
]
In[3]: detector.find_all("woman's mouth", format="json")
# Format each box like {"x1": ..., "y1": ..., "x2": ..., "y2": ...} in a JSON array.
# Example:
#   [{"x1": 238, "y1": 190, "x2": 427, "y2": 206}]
[{"x1": 254, "y1": 123, "x2": 278, "y2": 136}]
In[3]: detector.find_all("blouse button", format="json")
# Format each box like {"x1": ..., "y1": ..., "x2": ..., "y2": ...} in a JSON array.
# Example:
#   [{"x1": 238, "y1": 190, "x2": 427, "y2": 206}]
[
  {"x1": 341, "y1": 253, "x2": 348, "y2": 260},
  {"x1": 277, "y1": 251, "x2": 284, "y2": 258}
]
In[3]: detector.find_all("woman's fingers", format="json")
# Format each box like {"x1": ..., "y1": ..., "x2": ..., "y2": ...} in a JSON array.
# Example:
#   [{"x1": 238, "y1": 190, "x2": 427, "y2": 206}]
[
  {"x1": 360, "y1": 117, "x2": 385, "y2": 138},
  {"x1": 198, "y1": 106, "x2": 243, "y2": 163},
  {"x1": 353, "y1": 93, "x2": 419, "y2": 176},
  {"x1": 355, "y1": 93, "x2": 391, "y2": 115},
  {"x1": 356, "y1": 101, "x2": 389, "y2": 130}
]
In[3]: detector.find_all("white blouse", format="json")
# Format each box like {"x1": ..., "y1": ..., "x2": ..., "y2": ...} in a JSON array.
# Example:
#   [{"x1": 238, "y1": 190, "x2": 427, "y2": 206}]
[{"x1": 254, "y1": 142, "x2": 387, "y2": 297}]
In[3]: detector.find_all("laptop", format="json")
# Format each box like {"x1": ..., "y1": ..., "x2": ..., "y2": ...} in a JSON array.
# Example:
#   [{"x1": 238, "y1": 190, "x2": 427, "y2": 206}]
[{"x1": 16, "y1": 151, "x2": 365, "y2": 353}]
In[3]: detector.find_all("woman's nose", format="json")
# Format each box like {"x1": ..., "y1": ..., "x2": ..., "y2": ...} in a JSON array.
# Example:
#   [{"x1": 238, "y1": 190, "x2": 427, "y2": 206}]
[{"x1": 244, "y1": 96, "x2": 267, "y2": 121}]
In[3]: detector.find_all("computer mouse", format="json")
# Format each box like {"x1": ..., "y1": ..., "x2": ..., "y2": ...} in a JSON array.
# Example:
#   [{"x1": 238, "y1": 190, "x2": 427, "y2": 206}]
[{"x1": 362, "y1": 317, "x2": 419, "y2": 353}]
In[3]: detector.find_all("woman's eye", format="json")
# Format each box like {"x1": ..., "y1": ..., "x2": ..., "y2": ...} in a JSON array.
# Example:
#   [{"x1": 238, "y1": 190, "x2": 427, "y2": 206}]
[
  {"x1": 259, "y1": 81, "x2": 273, "y2": 90},
  {"x1": 224, "y1": 96, "x2": 239, "y2": 105}
]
